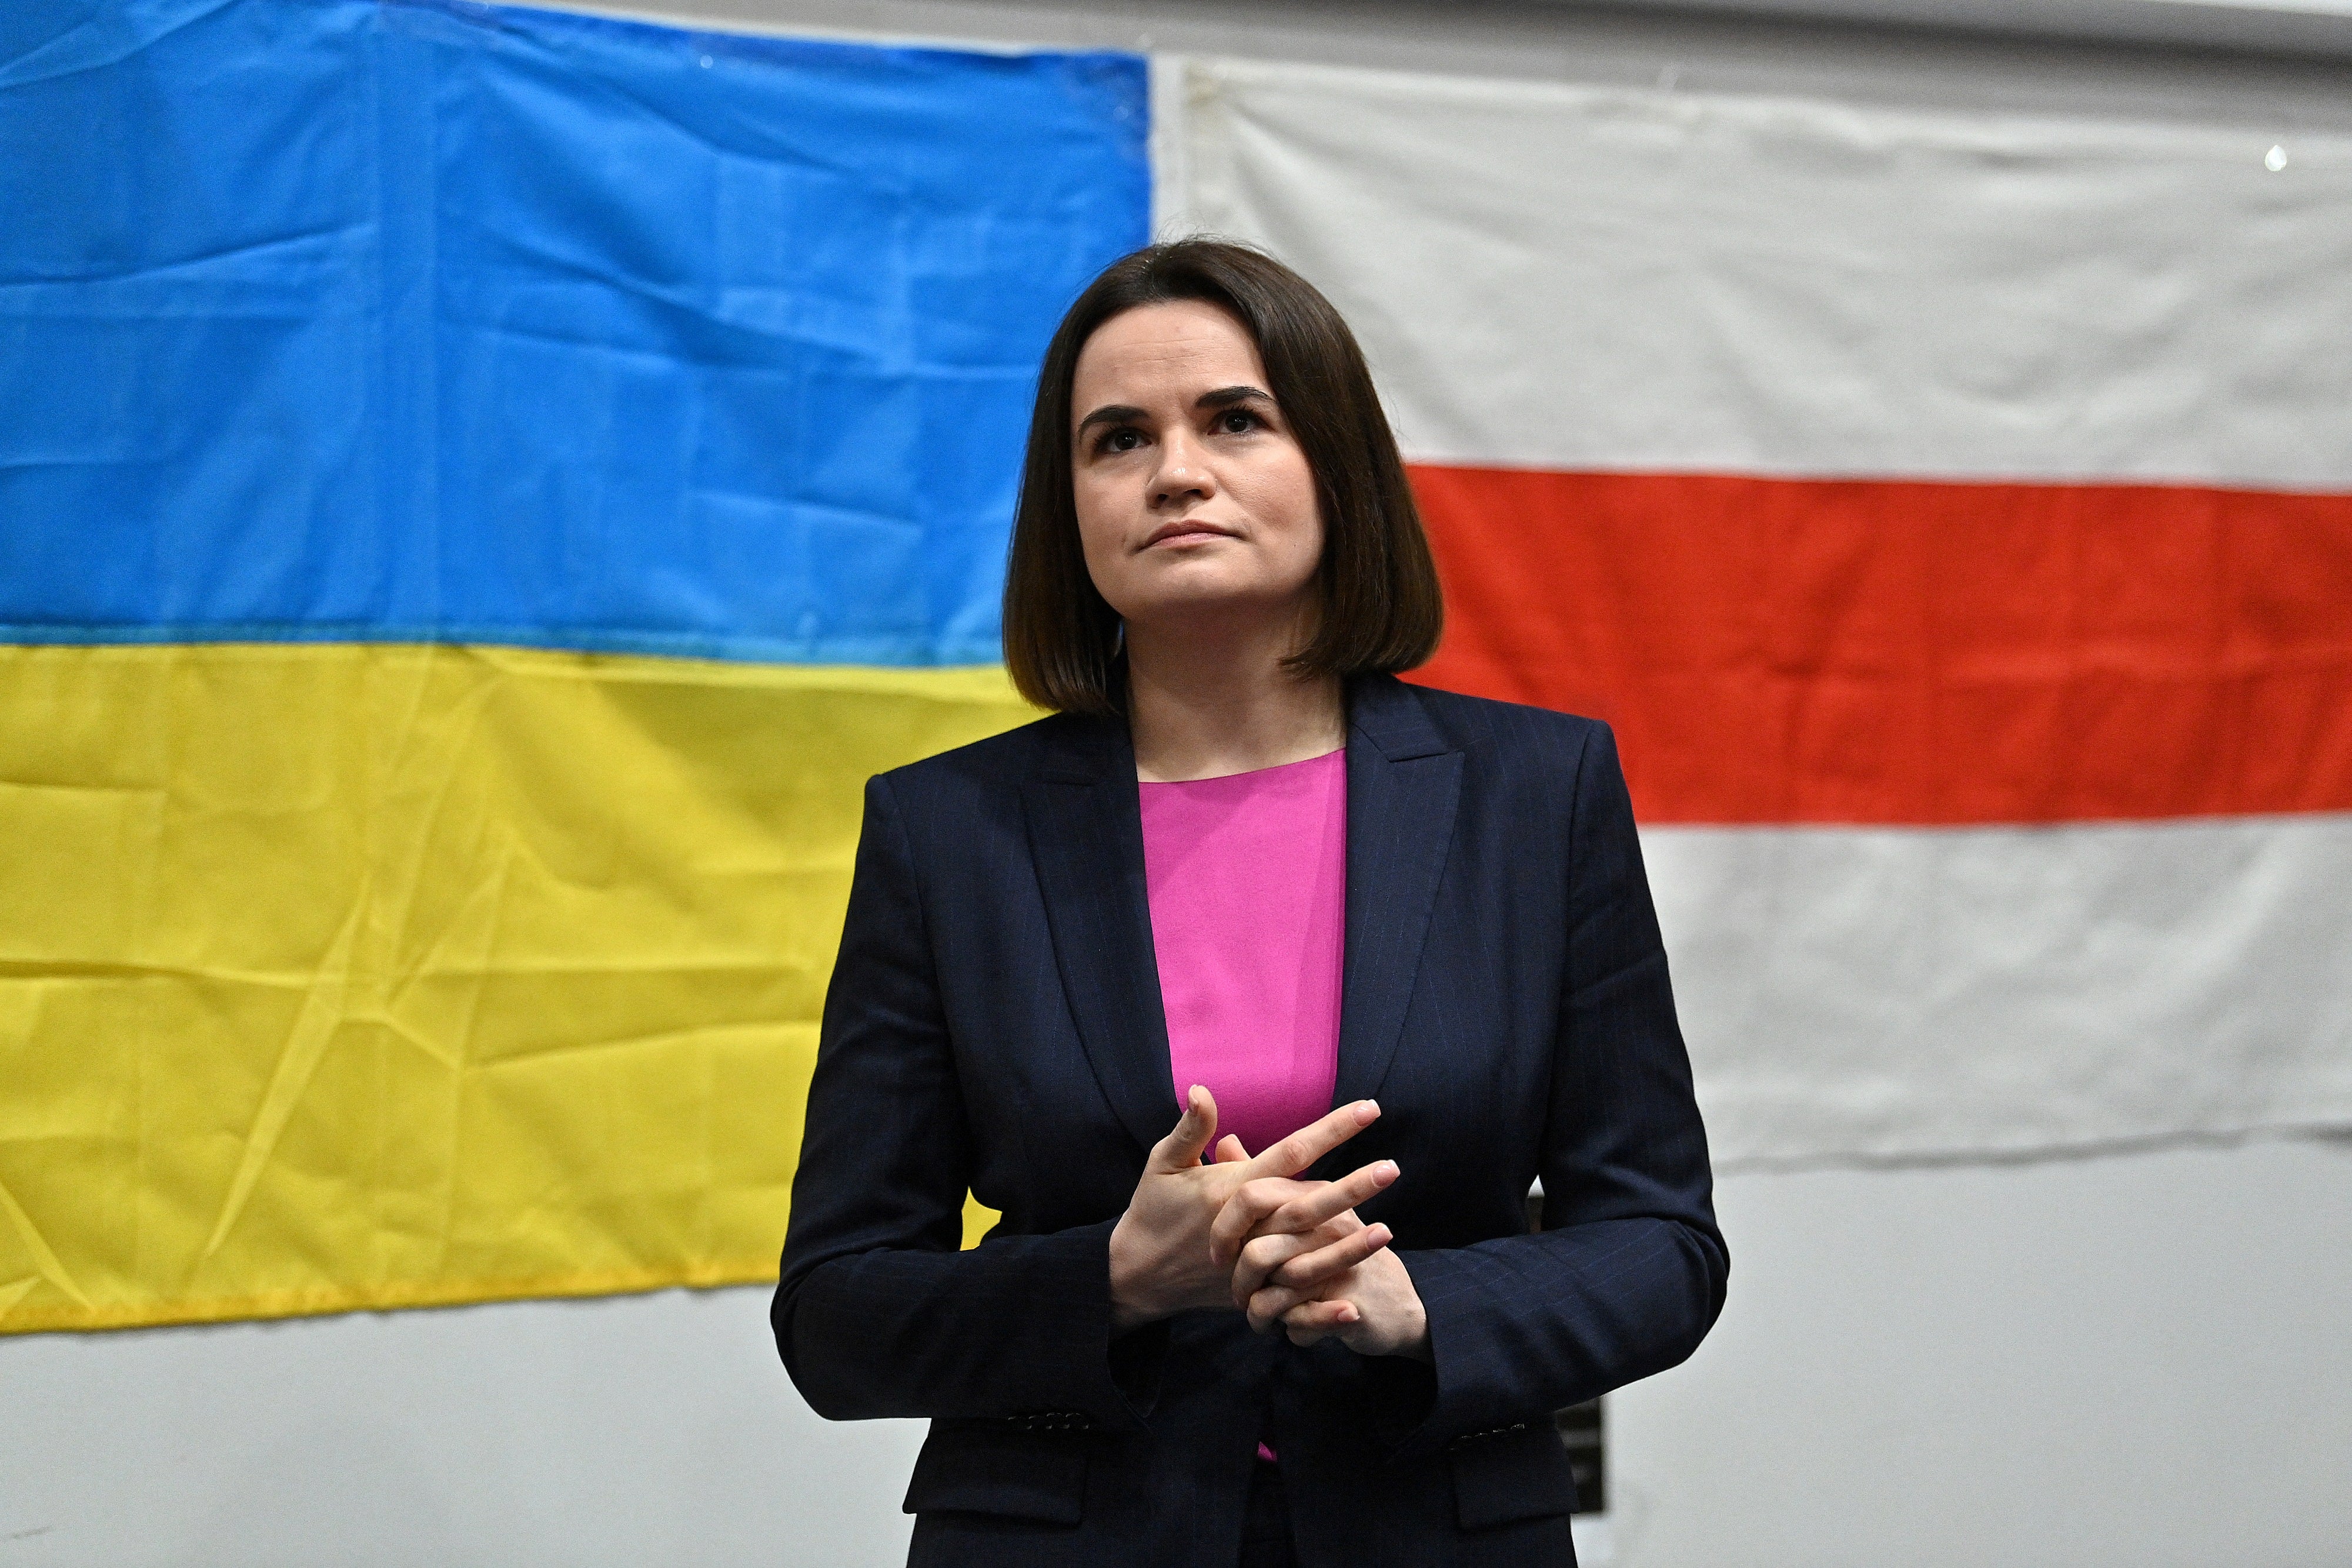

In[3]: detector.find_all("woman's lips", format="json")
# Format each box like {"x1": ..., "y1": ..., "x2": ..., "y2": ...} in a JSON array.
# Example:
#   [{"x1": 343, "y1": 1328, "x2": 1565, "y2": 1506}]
[{"x1": 1144, "y1": 526, "x2": 1232, "y2": 549}]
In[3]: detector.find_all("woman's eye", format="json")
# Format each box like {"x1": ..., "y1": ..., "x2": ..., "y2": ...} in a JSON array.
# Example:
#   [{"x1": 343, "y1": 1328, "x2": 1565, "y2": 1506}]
[
  {"x1": 1100, "y1": 428, "x2": 1142, "y2": 453},
  {"x1": 1217, "y1": 409, "x2": 1259, "y2": 434}
]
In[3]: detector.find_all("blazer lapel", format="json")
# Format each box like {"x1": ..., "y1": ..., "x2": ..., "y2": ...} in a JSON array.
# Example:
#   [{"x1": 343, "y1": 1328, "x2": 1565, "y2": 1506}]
[
  {"x1": 1022, "y1": 714, "x2": 1180, "y2": 1158},
  {"x1": 1332, "y1": 676, "x2": 1463, "y2": 1109}
]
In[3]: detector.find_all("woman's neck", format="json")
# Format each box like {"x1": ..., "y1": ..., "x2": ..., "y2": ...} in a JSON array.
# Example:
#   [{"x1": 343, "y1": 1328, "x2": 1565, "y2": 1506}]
[{"x1": 1123, "y1": 609, "x2": 1346, "y2": 783}]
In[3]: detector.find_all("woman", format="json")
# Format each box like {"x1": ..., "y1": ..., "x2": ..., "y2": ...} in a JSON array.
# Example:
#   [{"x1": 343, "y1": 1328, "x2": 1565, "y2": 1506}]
[{"x1": 774, "y1": 240, "x2": 1726, "y2": 1568}]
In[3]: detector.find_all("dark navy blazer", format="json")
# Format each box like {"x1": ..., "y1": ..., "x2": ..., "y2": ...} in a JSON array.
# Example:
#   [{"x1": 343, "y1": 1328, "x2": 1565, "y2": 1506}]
[{"x1": 774, "y1": 674, "x2": 1727, "y2": 1567}]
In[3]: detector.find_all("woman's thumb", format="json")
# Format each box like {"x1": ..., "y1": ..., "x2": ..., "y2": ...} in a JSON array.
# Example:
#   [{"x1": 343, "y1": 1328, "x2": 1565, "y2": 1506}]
[{"x1": 1150, "y1": 1085, "x2": 1217, "y2": 1171}]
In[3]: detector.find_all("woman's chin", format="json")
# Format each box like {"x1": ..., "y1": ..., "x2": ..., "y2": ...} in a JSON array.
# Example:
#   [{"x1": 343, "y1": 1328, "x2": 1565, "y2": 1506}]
[{"x1": 1119, "y1": 579, "x2": 1309, "y2": 633}]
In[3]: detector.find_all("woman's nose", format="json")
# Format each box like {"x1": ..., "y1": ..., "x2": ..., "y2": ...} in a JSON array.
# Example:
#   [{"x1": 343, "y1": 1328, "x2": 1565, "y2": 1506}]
[{"x1": 1151, "y1": 434, "x2": 1215, "y2": 506}]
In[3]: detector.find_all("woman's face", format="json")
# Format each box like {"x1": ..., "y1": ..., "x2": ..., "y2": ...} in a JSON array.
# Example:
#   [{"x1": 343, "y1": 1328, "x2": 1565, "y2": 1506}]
[{"x1": 1068, "y1": 300, "x2": 1323, "y2": 638}]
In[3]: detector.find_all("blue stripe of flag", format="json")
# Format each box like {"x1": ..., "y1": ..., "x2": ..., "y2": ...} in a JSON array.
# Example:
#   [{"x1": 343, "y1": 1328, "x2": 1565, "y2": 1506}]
[{"x1": 0, "y1": 0, "x2": 1148, "y2": 664}]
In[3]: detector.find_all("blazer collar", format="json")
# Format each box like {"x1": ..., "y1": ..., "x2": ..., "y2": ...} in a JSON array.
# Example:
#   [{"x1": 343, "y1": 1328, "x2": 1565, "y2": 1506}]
[
  {"x1": 1345, "y1": 670, "x2": 1452, "y2": 762},
  {"x1": 1021, "y1": 676, "x2": 1463, "y2": 1158},
  {"x1": 1023, "y1": 714, "x2": 1175, "y2": 1155},
  {"x1": 1333, "y1": 676, "x2": 1463, "y2": 1111},
  {"x1": 1035, "y1": 706, "x2": 1132, "y2": 785}
]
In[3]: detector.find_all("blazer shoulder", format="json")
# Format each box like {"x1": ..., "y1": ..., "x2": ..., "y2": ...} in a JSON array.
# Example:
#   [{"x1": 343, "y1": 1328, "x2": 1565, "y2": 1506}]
[
  {"x1": 871, "y1": 708, "x2": 1084, "y2": 807},
  {"x1": 1391, "y1": 678, "x2": 1610, "y2": 769},
  {"x1": 876, "y1": 715, "x2": 1045, "y2": 794}
]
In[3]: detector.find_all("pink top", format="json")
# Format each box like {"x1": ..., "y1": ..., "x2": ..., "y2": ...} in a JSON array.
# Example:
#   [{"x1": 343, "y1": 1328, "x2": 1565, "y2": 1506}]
[{"x1": 1138, "y1": 748, "x2": 1347, "y2": 1164}]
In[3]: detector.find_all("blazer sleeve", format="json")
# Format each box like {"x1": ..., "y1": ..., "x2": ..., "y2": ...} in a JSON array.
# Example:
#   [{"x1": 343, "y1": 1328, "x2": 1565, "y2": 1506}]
[
  {"x1": 1391, "y1": 720, "x2": 1729, "y2": 1456},
  {"x1": 771, "y1": 773, "x2": 1155, "y2": 1431}
]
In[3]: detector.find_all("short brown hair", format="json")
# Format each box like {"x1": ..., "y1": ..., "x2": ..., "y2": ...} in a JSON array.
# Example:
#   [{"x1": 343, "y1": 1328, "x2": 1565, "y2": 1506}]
[{"x1": 1001, "y1": 240, "x2": 1443, "y2": 716}]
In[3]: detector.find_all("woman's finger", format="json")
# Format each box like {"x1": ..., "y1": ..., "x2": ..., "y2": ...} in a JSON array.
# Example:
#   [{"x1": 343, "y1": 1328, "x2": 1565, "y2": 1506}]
[
  {"x1": 1145, "y1": 1085, "x2": 1220, "y2": 1175},
  {"x1": 1267, "y1": 1159, "x2": 1396, "y2": 1235},
  {"x1": 1207, "y1": 1175, "x2": 1326, "y2": 1266},
  {"x1": 1210, "y1": 1154, "x2": 1394, "y2": 1265},
  {"x1": 1242, "y1": 1099, "x2": 1379, "y2": 1181},
  {"x1": 1213, "y1": 1134, "x2": 1250, "y2": 1164},
  {"x1": 1231, "y1": 1217, "x2": 1376, "y2": 1309},
  {"x1": 1245, "y1": 1281, "x2": 1310, "y2": 1333},
  {"x1": 1282, "y1": 1298, "x2": 1359, "y2": 1346},
  {"x1": 1269, "y1": 1222, "x2": 1392, "y2": 1291},
  {"x1": 1230, "y1": 1228, "x2": 1319, "y2": 1309}
]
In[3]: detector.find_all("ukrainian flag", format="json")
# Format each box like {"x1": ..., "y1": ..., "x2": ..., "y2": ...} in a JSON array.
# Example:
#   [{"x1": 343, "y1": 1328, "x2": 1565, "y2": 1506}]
[{"x1": 0, "y1": 0, "x2": 1147, "y2": 1332}]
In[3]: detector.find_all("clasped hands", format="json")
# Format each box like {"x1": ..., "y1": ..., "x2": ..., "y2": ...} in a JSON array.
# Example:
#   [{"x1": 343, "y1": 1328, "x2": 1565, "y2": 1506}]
[{"x1": 1107, "y1": 1086, "x2": 1430, "y2": 1360}]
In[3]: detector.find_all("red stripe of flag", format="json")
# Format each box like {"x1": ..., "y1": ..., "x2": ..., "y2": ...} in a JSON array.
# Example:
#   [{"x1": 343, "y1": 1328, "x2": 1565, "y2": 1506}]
[{"x1": 1405, "y1": 464, "x2": 2352, "y2": 825}]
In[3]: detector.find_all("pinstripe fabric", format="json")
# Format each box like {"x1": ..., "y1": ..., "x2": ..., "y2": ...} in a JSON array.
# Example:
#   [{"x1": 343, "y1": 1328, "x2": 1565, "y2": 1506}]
[{"x1": 774, "y1": 676, "x2": 1726, "y2": 1567}]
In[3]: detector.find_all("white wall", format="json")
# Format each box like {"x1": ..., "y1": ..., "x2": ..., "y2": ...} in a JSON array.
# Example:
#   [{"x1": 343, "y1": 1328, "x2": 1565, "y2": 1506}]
[
  {"x1": 5, "y1": 1138, "x2": 2346, "y2": 1566},
  {"x1": 1625, "y1": 1138, "x2": 2352, "y2": 1567}
]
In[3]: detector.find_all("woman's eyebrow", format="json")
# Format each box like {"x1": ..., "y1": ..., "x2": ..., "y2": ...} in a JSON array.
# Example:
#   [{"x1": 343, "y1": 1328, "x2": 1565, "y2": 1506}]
[
  {"x1": 1075, "y1": 403, "x2": 1147, "y2": 438},
  {"x1": 1196, "y1": 385, "x2": 1275, "y2": 411}
]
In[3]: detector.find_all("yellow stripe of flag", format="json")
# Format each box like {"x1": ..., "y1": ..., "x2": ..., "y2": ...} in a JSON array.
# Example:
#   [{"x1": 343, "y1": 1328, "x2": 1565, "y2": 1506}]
[{"x1": 0, "y1": 643, "x2": 1028, "y2": 1332}]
